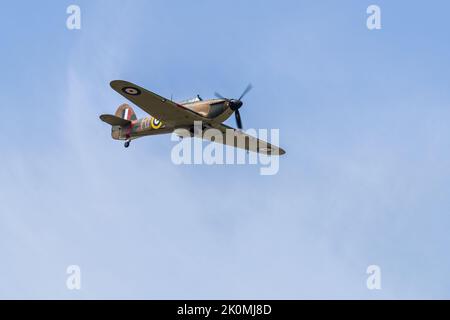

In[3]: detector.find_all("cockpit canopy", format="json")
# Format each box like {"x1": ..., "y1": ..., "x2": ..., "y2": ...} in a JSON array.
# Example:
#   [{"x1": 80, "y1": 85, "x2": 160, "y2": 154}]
[{"x1": 179, "y1": 94, "x2": 203, "y2": 105}]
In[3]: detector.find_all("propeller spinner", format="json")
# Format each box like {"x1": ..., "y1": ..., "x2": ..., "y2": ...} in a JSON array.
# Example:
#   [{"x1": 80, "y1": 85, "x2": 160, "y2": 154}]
[{"x1": 214, "y1": 84, "x2": 252, "y2": 130}]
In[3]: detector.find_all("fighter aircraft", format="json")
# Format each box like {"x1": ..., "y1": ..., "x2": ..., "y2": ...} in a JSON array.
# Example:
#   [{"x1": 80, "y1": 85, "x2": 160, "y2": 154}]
[{"x1": 100, "y1": 80, "x2": 286, "y2": 155}]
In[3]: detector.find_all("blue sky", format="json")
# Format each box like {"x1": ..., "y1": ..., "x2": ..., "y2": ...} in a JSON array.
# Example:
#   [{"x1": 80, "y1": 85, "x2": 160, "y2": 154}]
[{"x1": 1, "y1": 0, "x2": 450, "y2": 299}]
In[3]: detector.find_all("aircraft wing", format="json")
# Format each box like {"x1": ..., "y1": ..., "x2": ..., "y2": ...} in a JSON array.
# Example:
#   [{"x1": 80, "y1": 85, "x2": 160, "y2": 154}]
[
  {"x1": 206, "y1": 123, "x2": 286, "y2": 156},
  {"x1": 110, "y1": 80, "x2": 207, "y2": 126}
]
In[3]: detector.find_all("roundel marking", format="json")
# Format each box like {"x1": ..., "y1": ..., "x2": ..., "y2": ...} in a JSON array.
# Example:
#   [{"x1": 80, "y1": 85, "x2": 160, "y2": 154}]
[
  {"x1": 151, "y1": 117, "x2": 162, "y2": 129},
  {"x1": 122, "y1": 87, "x2": 141, "y2": 96}
]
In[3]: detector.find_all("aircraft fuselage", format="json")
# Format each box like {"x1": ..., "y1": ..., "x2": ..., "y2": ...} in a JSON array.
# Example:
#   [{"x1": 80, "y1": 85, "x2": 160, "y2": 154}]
[{"x1": 111, "y1": 99, "x2": 234, "y2": 140}]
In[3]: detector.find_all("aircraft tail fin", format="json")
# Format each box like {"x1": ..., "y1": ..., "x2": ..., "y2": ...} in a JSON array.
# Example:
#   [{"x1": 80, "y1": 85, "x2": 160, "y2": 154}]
[
  {"x1": 100, "y1": 104, "x2": 137, "y2": 141},
  {"x1": 115, "y1": 103, "x2": 137, "y2": 121}
]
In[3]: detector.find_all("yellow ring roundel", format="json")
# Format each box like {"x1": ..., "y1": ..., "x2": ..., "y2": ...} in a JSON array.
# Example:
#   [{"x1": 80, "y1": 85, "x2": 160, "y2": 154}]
[{"x1": 151, "y1": 117, "x2": 162, "y2": 129}]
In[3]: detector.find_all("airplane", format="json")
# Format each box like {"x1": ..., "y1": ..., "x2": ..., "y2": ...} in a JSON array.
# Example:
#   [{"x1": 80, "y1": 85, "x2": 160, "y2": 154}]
[{"x1": 100, "y1": 80, "x2": 286, "y2": 155}]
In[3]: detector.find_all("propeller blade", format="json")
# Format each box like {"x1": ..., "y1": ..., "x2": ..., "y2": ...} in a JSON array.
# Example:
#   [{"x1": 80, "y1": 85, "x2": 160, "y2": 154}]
[
  {"x1": 238, "y1": 83, "x2": 253, "y2": 101},
  {"x1": 235, "y1": 110, "x2": 243, "y2": 130},
  {"x1": 214, "y1": 92, "x2": 227, "y2": 100}
]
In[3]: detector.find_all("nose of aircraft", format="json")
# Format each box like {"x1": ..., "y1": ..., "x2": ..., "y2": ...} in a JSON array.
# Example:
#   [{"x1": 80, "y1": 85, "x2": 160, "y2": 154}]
[{"x1": 229, "y1": 99, "x2": 243, "y2": 111}]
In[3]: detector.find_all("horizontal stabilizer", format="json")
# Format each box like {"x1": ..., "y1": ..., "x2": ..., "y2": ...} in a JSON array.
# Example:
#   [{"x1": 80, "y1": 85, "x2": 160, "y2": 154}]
[{"x1": 99, "y1": 114, "x2": 131, "y2": 126}]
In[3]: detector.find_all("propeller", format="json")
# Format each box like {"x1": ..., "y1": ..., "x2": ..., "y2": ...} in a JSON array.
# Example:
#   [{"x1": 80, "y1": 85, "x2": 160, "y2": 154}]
[
  {"x1": 238, "y1": 83, "x2": 253, "y2": 101},
  {"x1": 235, "y1": 109, "x2": 243, "y2": 129},
  {"x1": 214, "y1": 84, "x2": 252, "y2": 130}
]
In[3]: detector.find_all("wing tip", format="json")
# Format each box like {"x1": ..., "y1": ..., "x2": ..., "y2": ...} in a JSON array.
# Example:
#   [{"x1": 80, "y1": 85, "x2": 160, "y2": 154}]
[
  {"x1": 270, "y1": 148, "x2": 286, "y2": 156},
  {"x1": 110, "y1": 80, "x2": 124, "y2": 89},
  {"x1": 260, "y1": 145, "x2": 286, "y2": 156}
]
